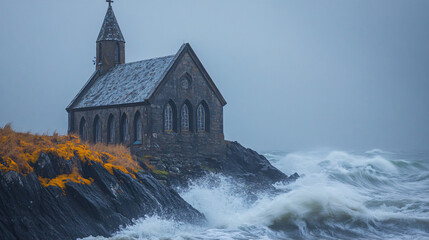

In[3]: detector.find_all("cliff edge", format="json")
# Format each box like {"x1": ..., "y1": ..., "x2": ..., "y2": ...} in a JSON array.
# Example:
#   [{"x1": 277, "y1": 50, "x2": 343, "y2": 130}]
[
  {"x1": 0, "y1": 126, "x2": 203, "y2": 240},
  {"x1": 0, "y1": 125, "x2": 297, "y2": 239},
  {"x1": 138, "y1": 141, "x2": 299, "y2": 189}
]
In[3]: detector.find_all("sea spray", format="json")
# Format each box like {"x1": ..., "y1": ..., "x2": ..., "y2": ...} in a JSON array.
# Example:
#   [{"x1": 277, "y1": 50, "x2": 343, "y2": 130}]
[
  {"x1": 178, "y1": 174, "x2": 255, "y2": 228},
  {"x1": 265, "y1": 150, "x2": 429, "y2": 239},
  {"x1": 82, "y1": 149, "x2": 429, "y2": 240}
]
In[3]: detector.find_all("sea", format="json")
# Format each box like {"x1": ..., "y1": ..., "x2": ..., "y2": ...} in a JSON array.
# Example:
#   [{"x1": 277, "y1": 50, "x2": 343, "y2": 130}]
[{"x1": 81, "y1": 149, "x2": 429, "y2": 240}]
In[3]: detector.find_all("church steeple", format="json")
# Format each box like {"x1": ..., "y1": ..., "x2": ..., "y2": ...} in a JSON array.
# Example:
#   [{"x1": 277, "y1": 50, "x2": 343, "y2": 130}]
[{"x1": 96, "y1": 3, "x2": 125, "y2": 74}]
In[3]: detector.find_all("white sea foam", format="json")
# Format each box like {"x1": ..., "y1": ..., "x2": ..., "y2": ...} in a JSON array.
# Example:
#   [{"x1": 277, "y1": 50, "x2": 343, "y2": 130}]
[{"x1": 81, "y1": 149, "x2": 429, "y2": 240}]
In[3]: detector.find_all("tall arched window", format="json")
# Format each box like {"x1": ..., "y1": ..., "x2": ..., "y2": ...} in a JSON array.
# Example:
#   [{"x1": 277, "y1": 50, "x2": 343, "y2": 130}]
[
  {"x1": 164, "y1": 104, "x2": 173, "y2": 131},
  {"x1": 93, "y1": 115, "x2": 102, "y2": 144},
  {"x1": 107, "y1": 114, "x2": 115, "y2": 144},
  {"x1": 181, "y1": 101, "x2": 193, "y2": 132},
  {"x1": 197, "y1": 101, "x2": 210, "y2": 132},
  {"x1": 79, "y1": 117, "x2": 87, "y2": 141},
  {"x1": 98, "y1": 43, "x2": 102, "y2": 64},
  {"x1": 197, "y1": 105, "x2": 205, "y2": 132},
  {"x1": 181, "y1": 104, "x2": 189, "y2": 131},
  {"x1": 164, "y1": 100, "x2": 177, "y2": 132},
  {"x1": 120, "y1": 113, "x2": 128, "y2": 144},
  {"x1": 134, "y1": 111, "x2": 142, "y2": 143},
  {"x1": 115, "y1": 42, "x2": 120, "y2": 64}
]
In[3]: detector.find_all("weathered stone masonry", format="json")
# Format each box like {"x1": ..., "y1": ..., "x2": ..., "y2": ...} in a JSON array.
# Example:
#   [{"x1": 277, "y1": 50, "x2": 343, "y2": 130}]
[{"x1": 66, "y1": 6, "x2": 226, "y2": 158}]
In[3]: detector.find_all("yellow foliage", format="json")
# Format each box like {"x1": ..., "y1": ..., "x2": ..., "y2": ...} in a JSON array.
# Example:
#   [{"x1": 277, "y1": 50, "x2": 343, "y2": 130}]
[
  {"x1": 87, "y1": 143, "x2": 140, "y2": 171},
  {"x1": 0, "y1": 157, "x2": 20, "y2": 173},
  {"x1": 0, "y1": 124, "x2": 141, "y2": 191},
  {"x1": 104, "y1": 163, "x2": 136, "y2": 179},
  {"x1": 38, "y1": 169, "x2": 94, "y2": 194}
]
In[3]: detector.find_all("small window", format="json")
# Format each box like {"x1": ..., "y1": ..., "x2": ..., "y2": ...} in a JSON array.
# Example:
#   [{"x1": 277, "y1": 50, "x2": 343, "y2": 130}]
[
  {"x1": 115, "y1": 42, "x2": 120, "y2": 64},
  {"x1": 181, "y1": 105, "x2": 189, "y2": 131},
  {"x1": 164, "y1": 100, "x2": 177, "y2": 132},
  {"x1": 98, "y1": 43, "x2": 102, "y2": 64},
  {"x1": 107, "y1": 114, "x2": 115, "y2": 144},
  {"x1": 120, "y1": 113, "x2": 128, "y2": 143},
  {"x1": 197, "y1": 104, "x2": 205, "y2": 132},
  {"x1": 93, "y1": 116, "x2": 102, "y2": 144},
  {"x1": 134, "y1": 111, "x2": 143, "y2": 143},
  {"x1": 180, "y1": 73, "x2": 192, "y2": 90},
  {"x1": 164, "y1": 104, "x2": 173, "y2": 131},
  {"x1": 79, "y1": 117, "x2": 87, "y2": 141},
  {"x1": 197, "y1": 101, "x2": 210, "y2": 132}
]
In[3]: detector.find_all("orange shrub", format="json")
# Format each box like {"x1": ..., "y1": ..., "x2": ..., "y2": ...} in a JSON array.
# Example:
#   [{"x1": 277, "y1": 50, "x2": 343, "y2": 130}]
[
  {"x1": 87, "y1": 143, "x2": 140, "y2": 173},
  {"x1": 38, "y1": 168, "x2": 94, "y2": 194},
  {"x1": 0, "y1": 124, "x2": 141, "y2": 190}
]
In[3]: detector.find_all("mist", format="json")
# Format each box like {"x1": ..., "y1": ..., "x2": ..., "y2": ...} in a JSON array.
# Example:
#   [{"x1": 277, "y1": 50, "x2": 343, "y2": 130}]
[{"x1": 0, "y1": 0, "x2": 428, "y2": 152}]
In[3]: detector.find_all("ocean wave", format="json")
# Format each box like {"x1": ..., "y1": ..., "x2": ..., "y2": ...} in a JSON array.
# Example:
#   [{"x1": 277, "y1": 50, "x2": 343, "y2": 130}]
[
  {"x1": 365, "y1": 148, "x2": 393, "y2": 155},
  {"x1": 83, "y1": 149, "x2": 429, "y2": 240},
  {"x1": 263, "y1": 150, "x2": 429, "y2": 238}
]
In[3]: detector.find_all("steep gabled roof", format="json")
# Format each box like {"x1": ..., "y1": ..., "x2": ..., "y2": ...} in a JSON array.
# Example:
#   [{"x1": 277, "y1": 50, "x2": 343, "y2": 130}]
[
  {"x1": 97, "y1": 6, "x2": 125, "y2": 42},
  {"x1": 148, "y1": 43, "x2": 227, "y2": 106},
  {"x1": 71, "y1": 55, "x2": 175, "y2": 109},
  {"x1": 67, "y1": 43, "x2": 226, "y2": 111}
]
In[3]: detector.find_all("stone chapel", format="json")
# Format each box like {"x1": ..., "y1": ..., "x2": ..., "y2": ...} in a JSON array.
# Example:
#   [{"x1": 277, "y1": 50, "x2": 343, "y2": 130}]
[{"x1": 66, "y1": 4, "x2": 227, "y2": 156}]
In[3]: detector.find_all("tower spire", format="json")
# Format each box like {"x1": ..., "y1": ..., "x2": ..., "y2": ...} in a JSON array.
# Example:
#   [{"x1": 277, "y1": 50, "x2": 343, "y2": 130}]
[
  {"x1": 97, "y1": 5, "x2": 124, "y2": 43},
  {"x1": 96, "y1": 3, "x2": 125, "y2": 74}
]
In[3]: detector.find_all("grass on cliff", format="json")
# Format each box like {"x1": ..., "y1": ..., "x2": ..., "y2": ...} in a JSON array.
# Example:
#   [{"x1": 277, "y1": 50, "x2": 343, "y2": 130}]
[{"x1": 0, "y1": 124, "x2": 141, "y2": 191}]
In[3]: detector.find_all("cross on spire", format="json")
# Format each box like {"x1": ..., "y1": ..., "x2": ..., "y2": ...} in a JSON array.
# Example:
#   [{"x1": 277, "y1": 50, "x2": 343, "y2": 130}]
[{"x1": 106, "y1": 0, "x2": 114, "y2": 7}]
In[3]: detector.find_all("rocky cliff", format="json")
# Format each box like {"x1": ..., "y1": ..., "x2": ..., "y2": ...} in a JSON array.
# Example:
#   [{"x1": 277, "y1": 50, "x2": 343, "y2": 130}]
[
  {"x1": 138, "y1": 141, "x2": 299, "y2": 190},
  {"x1": 0, "y1": 127, "x2": 203, "y2": 240},
  {"x1": 0, "y1": 126, "x2": 297, "y2": 239},
  {"x1": 0, "y1": 155, "x2": 203, "y2": 240}
]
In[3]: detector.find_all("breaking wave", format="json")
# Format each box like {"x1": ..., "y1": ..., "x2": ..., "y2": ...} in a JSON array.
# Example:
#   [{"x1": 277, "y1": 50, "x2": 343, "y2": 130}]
[{"x1": 81, "y1": 149, "x2": 429, "y2": 240}]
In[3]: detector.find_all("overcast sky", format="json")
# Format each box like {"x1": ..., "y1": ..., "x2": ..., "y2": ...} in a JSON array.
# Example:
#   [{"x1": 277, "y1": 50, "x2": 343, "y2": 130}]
[{"x1": 0, "y1": 0, "x2": 428, "y2": 152}]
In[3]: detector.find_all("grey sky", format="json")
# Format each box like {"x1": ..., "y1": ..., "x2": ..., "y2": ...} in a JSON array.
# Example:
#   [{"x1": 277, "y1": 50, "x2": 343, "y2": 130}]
[{"x1": 0, "y1": 0, "x2": 428, "y2": 151}]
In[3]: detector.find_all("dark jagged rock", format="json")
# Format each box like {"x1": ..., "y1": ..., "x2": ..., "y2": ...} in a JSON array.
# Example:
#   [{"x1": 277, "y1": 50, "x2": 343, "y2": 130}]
[
  {"x1": 0, "y1": 137, "x2": 297, "y2": 240},
  {"x1": 221, "y1": 141, "x2": 295, "y2": 186},
  {"x1": 0, "y1": 153, "x2": 204, "y2": 240},
  {"x1": 140, "y1": 140, "x2": 299, "y2": 189}
]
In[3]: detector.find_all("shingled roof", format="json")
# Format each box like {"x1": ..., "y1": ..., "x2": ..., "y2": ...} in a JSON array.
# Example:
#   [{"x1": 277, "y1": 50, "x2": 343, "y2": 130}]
[
  {"x1": 74, "y1": 55, "x2": 175, "y2": 109},
  {"x1": 97, "y1": 6, "x2": 125, "y2": 42},
  {"x1": 67, "y1": 43, "x2": 226, "y2": 111}
]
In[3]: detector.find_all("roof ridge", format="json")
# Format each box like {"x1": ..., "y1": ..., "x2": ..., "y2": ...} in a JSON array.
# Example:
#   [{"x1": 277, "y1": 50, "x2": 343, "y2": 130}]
[
  {"x1": 72, "y1": 51, "x2": 177, "y2": 109},
  {"x1": 123, "y1": 54, "x2": 176, "y2": 65},
  {"x1": 145, "y1": 43, "x2": 188, "y2": 99}
]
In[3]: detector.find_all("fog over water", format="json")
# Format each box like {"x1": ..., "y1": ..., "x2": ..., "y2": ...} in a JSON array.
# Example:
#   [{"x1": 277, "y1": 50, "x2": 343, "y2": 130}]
[{"x1": 0, "y1": 0, "x2": 428, "y2": 151}]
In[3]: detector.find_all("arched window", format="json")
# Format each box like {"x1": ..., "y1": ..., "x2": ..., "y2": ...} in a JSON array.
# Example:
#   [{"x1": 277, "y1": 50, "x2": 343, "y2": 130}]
[
  {"x1": 197, "y1": 105, "x2": 205, "y2": 132},
  {"x1": 115, "y1": 42, "x2": 120, "y2": 64},
  {"x1": 120, "y1": 113, "x2": 128, "y2": 144},
  {"x1": 197, "y1": 101, "x2": 210, "y2": 132},
  {"x1": 164, "y1": 104, "x2": 173, "y2": 131},
  {"x1": 93, "y1": 115, "x2": 102, "y2": 144},
  {"x1": 134, "y1": 111, "x2": 142, "y2": 143},
  {"x1": 181, "y1": 105, "x2": 189, "y2": 131},
  {"x1": 98, "y1": 43, "x2": 102, "y2": 64},
  {"x1": 181, "y1": 101, "x2": 193, "y2": 132},
  {"x1": 107, "y1": 114, "x2": 115, "y2": 144},
  {"x1": 180, "y1": 72, "x2": 192, "y2": 90},
  {"x1": 79, "y1": 117, "x2": 87, "y2": 141},
  {"x1": 164, "y1": 100, "x2": 177, "y2": 132}
]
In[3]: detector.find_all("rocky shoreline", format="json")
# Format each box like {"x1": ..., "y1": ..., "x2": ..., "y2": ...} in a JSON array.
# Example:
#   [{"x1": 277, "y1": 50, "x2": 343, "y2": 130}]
[
  {"x1": 142, "y1": 141, "x2": 299, "y2": 190},
  {"x1": 0, "y1": 139, "x2": 298, "y2": 240},
  {"x1": 0, "y1": 152, "x2": 203, "y2": 240}
]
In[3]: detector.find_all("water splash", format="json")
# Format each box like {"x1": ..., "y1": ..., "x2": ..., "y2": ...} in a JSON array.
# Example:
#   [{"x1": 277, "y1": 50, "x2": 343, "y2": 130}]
[{"x1": 82, "y1": 149, "x2": 429, "y2": 240}]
